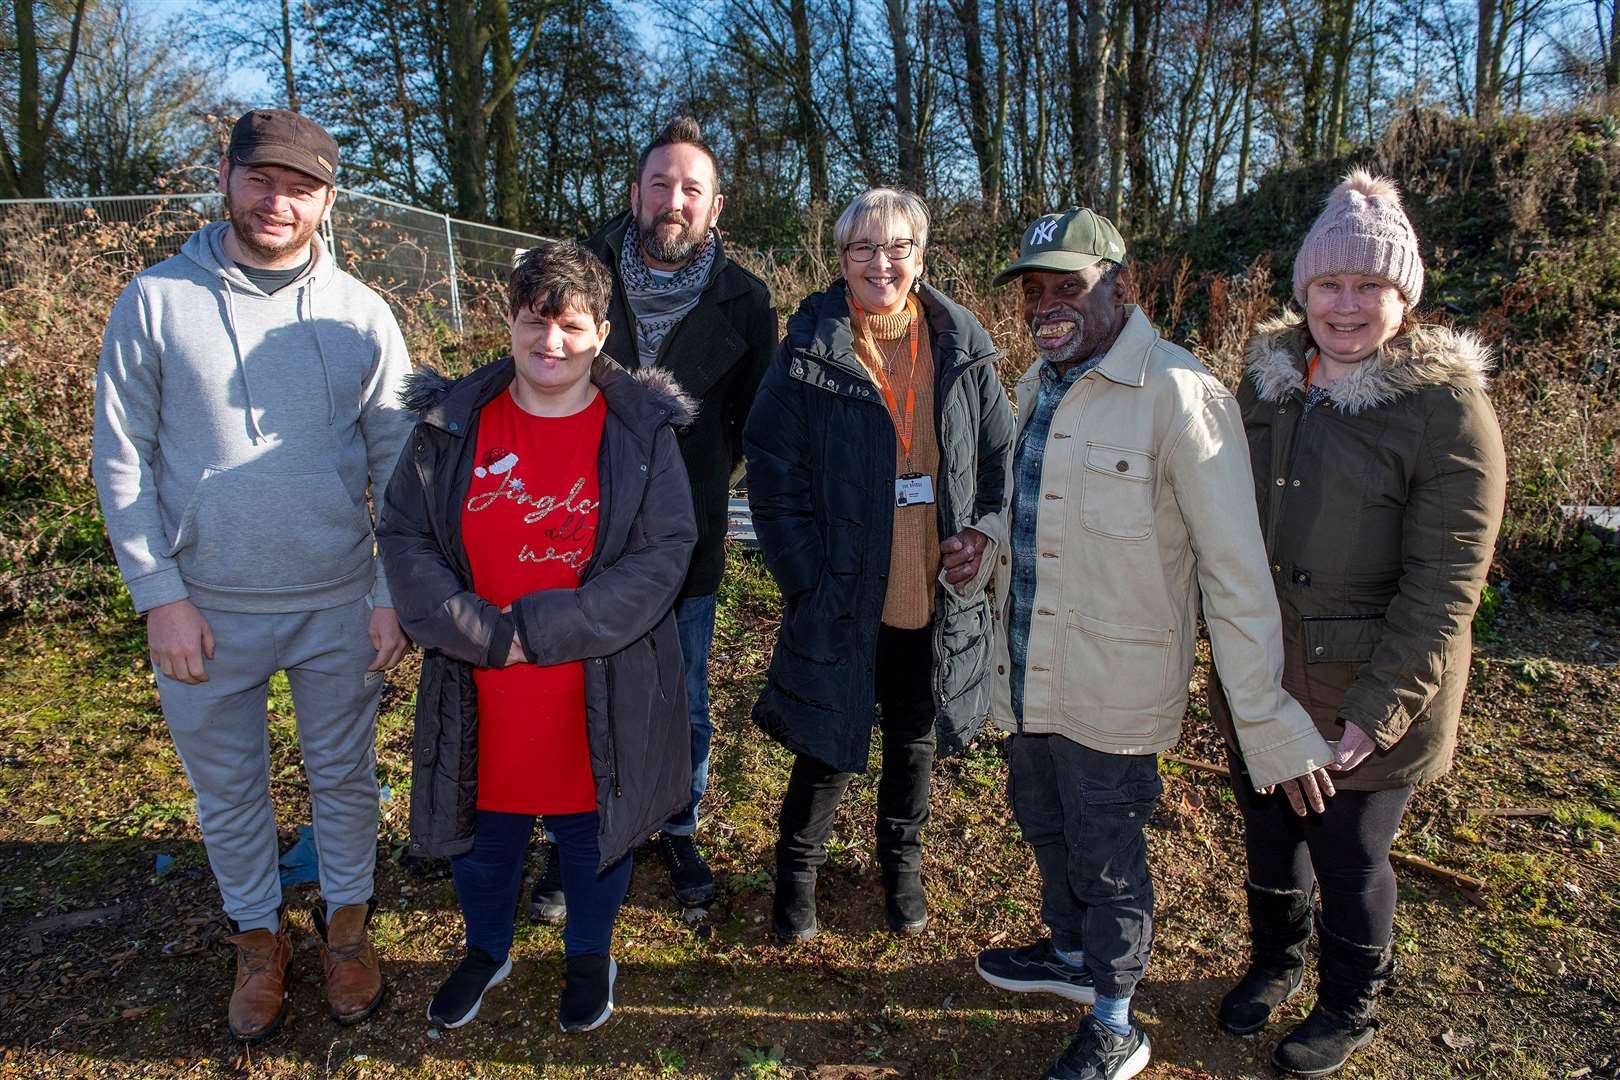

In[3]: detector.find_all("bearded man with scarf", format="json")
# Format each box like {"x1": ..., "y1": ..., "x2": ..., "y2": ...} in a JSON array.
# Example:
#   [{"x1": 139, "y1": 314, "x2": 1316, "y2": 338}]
[{"x1": 516, "y1": 117, "x2": 774, "y2": 915}]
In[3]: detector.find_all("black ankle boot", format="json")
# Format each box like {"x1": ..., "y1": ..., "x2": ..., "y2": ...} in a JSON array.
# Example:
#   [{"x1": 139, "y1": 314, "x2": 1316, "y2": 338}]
[
  {"x1": 1272, "y1": 919, "x2": 1393, "y2": 1077},
  {"x1": 1217, "y1": 881, "x2": 1311, "y2": 1035},
  {"x1": 772, "y1": 869, "x2": 817, "y2": 941},
  {"x1": 882, "y1": 869, "x2": 927, "y2": 935}
]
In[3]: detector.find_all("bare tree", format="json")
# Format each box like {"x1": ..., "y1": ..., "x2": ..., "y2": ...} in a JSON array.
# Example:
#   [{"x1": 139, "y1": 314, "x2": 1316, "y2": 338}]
[{"x1": 3, "y1": 0, "x2": 90, "y2": 198}]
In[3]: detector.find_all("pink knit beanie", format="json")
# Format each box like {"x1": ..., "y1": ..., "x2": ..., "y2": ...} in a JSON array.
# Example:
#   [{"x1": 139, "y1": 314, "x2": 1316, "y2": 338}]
[{"x1": 1292, "y1": 169, "x2": 1423, "y2": 306}]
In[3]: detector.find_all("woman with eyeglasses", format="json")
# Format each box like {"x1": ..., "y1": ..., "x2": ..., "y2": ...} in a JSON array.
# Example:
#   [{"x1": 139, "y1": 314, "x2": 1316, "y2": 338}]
[{"x1": 744, "y1": 187, "x2": 1014, "y2": 940}]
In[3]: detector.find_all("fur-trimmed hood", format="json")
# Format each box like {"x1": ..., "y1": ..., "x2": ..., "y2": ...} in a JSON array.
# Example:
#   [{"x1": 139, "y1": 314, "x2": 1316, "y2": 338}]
[
  {"x1": 399, "y1": 355, "x2": 698, "y2": 433},
  {"x1": 1244, "y1": 313, "x2": 1492, "y2": 415}
]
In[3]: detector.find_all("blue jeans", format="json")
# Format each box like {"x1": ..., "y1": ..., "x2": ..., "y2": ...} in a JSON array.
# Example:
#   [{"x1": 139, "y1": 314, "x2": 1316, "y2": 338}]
[
  {"x1": 452, "y1": 809, "x2": 630, "y2": 958},
  {"x1": 662, "y1": 592, "x2": 716, "y2": 836}
]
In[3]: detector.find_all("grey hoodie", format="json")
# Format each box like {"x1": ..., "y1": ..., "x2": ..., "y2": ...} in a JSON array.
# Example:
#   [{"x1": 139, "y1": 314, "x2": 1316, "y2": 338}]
[{"x1": 92, "y1": 220, "x2": 414, "y2": 614}]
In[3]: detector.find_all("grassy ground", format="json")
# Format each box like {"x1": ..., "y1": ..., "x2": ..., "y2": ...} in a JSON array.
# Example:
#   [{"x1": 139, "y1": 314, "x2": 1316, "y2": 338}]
[{"x1": 1, "y1": 548, "x2": 1617, "y2": 1079}]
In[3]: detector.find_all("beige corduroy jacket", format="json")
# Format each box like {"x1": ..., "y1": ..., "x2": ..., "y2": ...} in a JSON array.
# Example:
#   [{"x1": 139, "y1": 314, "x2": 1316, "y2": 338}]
[{"x1": 989, "y1": 306, "x2": 1333, "y2": 790}]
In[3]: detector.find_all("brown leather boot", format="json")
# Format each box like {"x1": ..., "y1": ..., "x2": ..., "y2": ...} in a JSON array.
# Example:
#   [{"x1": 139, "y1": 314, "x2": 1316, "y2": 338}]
[
  {"x1": 314, "y1": 901, "x2": 385, "y2": 1025},
  {"x1": 225, "y1": 911, "x2": 292, "y2": 1042}
]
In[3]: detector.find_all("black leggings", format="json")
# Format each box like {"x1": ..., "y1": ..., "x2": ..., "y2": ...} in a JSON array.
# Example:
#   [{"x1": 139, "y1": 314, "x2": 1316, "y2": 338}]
[{"x1": 1228, "y1": 753, "x2": 1413, "y2": 948}]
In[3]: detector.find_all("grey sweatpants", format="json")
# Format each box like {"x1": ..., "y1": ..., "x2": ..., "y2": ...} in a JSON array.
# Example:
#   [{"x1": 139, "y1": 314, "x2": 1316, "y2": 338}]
[{"x1": 156, "y1": 597, "x2": 383, "y2": 933}]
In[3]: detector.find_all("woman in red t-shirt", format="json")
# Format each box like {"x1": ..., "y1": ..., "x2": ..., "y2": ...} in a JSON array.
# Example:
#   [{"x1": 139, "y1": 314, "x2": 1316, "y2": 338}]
[{"x1": 379, "y1": 241, "x2": 697, "y2": 1034}]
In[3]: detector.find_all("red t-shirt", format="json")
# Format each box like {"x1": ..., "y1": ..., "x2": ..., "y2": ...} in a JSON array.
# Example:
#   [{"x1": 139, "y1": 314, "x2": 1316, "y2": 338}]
[{"x1": 461, "y1": 388, "x2": 606, "y2": 815}]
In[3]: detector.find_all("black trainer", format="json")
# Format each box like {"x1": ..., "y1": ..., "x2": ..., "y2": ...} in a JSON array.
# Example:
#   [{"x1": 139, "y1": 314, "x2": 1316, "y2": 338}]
[
  {"x1": 426, "y1": 947, "x2": 512, "y2": 1029},
  {"x1": 975, "y1": 938, "x2": 1097, "y2": 1004},
  {"x1": 558, "y1": 954, "x2": 616, "y2": 1032},
  {"x1": 655, "y1": 832, "x2": 717, "y2": 906},
  {"x1": 528, "y1": 840, "x2": 566, "y2": 924},
  {"x1": 1044, "y1": 1014, "x2": 1151, "y2": 1080}
]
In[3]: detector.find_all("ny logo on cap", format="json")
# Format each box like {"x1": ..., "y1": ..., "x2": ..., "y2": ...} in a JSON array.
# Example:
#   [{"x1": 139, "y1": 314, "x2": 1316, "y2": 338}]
[{"x1": 1031, "y1": 219, "x2": 1058, "y2": 245}]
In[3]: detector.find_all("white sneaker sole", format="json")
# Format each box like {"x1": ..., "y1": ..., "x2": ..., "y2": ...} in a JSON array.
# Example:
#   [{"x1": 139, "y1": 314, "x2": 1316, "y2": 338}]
[
  {"x1": 975, "y1": 958, "x2": 1098, "y2": 1004},
  {"x1": 1115, "y1": 1035, "x2": 1150, "y2": 1080},
  {"x1": 559, "y1": 957, "x2": 617, "y2": 1033},
  {"x1": 426, "y1": 955, "x2": 512, "y2": 1029}
]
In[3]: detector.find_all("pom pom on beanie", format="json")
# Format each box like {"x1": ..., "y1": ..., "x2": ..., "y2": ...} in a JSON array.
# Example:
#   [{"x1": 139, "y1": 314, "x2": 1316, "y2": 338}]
[{"x1": 1292, "y1": 168, "x2": 1424, "y2": 307}]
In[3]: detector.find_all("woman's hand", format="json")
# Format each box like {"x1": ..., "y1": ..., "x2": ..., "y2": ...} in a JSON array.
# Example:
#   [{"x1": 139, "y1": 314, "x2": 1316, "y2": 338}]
[
  {"x1": 1327, "y1": 721, "x2": 1378, "y2": 772},
  {"x1": 941, "y1": 528, "x2": 990, "y2": 595},
  {"x1": 499, "y1": 603, "x2": 525, "y2": 667}
]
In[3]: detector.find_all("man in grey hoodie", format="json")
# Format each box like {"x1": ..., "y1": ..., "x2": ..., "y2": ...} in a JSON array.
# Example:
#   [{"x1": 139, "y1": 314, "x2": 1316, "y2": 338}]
[{"x1": 91, "y1": 110, "x2": 413, "y2": 1041}]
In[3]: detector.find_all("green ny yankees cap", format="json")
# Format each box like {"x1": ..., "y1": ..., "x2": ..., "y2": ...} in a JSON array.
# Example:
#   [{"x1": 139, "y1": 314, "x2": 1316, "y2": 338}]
[{"x1": 993, "y1": 207, "x2": 1127, "y2": 286}]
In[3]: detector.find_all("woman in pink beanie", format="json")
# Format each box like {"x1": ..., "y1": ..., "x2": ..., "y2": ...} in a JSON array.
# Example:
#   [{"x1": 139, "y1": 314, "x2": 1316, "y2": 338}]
[{"x1": 1206, "y1": 170, "x2": 1507, "y2": 1077}]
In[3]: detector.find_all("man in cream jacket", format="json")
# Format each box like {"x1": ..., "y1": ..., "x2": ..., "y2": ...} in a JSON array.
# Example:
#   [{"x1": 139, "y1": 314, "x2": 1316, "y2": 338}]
[{"x1": 973, "y1": 209, "x2": 1338, "y2": 1080}]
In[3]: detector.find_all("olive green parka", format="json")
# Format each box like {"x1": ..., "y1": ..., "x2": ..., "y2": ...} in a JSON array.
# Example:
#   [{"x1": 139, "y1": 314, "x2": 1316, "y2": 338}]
[{"x1": 1211, "y1": 314, "x2": 1507, "y2": 790}]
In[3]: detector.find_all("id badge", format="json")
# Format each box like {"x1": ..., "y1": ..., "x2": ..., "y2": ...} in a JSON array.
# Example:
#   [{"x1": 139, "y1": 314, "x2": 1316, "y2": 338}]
[{"x1": 895, "y1": 473, "x2": 936, "y2": 507}]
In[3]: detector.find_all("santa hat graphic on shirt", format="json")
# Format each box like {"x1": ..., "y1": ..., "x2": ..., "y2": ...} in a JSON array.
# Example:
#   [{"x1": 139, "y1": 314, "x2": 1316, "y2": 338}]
[{"x1": 475, "y1": 448, "x2": 519, "y2": 479}]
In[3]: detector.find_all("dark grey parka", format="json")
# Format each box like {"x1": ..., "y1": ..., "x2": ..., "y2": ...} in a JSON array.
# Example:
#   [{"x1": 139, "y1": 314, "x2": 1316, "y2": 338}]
[
  {"x1": 744, "y1": 281, "x2": 1015, "y2": 774},
  {"x1": 377, "y1": 357, "x2": 698, "y2": 868}
]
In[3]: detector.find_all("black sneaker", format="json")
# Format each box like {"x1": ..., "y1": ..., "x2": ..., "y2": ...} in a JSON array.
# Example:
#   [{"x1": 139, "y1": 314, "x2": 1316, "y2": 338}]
[
  {"x1": 528, "y1": 840, "x2": 566, "y2": 924},
  {"x1": 425, "y1": 947, "x2": 512, "y2": 1029},
  {"x1": 975, "y1": 938, "x2": 1097, "y2": 1004},
  {"x1": 558, "y1": 954, "x2": 616, "y2": 1032},
  {"x1": 655, "y1": 832, "x2": 717, "y2": 906},
  {"x1": 1044, "y1": 1014, "x2": 1151, "y2": 1080}
]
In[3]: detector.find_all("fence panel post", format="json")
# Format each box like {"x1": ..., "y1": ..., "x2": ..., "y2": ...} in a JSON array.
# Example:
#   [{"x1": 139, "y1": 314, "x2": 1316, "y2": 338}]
[{"x1": 443, "y1": 213, "x2": 463, "y2": 334}]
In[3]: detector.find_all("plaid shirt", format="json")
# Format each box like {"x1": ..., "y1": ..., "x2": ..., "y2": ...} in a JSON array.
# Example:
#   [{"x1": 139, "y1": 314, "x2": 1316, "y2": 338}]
[{"x1": 1008, "y1": 353, "x2": 1105, "y2": 722}]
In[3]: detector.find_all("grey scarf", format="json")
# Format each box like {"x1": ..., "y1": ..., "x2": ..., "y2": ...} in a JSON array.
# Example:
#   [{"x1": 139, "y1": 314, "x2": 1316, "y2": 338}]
[{"x1": 620, "y1": 218, "x2": 718, "y2": 368}]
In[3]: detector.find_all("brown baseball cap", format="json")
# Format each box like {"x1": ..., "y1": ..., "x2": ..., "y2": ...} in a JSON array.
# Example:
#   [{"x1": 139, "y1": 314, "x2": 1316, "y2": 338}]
[{"x1": 228, "y1": 109, "x2": 339, "y2": 186}]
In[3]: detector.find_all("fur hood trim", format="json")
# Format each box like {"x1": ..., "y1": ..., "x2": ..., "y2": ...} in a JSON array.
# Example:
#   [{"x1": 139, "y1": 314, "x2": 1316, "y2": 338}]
[
  {"x1": 1244, "y1": 313, "x2": 1492, "y2": 415},
  {"x1": 400, "y1": 359, "x2": 698, "y2": 428},
  {"x1": 629, "y1": 364, "x2": 699, "y2": 427}
]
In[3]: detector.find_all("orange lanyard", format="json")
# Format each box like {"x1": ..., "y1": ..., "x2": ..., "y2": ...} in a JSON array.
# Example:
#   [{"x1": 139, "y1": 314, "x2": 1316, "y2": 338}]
[
  {"x1": 849, "y1": 293, "x2": 922, "y2": 463},
  {"x1": 1306, "y1": 348, "x2": 1320, "y2": 387}
]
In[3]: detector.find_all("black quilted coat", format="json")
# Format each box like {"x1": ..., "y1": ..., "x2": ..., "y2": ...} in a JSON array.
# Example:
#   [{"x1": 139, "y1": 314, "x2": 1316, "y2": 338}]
[
  {"x1": 744, "y1": 281, "x2": 1015, "y2": 774},
  {"x1": 378, "y1": 356, "x2": 698, "y2": 868}
]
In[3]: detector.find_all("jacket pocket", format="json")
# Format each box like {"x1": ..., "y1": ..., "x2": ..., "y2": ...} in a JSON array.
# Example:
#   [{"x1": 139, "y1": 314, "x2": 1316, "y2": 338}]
[
  {"x1": 1059, "y1": 611, "x2": 1174, "y2": 720},
  {"x1": 1079, "y1": 443, "x2": 1155, "y2": 541},
  {"x1": 1301, "y1": 614, "x2": 1385, "y2": 664},
  {"x1": 168, "y1": 464, "x2": 373, "y2": 593}
]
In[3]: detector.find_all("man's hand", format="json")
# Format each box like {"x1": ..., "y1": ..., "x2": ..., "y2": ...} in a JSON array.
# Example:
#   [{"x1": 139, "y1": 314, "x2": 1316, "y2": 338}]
[
  {"x1": 367, "y1": 605, "x2": 409, "y2": 672},
  {"x1": 148, "y1": 599, "x2": 214, "y2": 684},
  {"x1": 1264, "y1": 765, "x2": 1337, "y2": 817},
  {"x1": 1326, "y1": 721, "x2": 1377, "y2": 773},
  {"x1": 940, "y1": 527, "x2": 991, "y2": 596}
]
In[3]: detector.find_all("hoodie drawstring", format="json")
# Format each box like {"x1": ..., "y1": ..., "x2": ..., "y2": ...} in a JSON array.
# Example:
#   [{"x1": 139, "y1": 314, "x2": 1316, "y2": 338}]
[
  {"x1": 302, "y1": 284, "x2": 338, "y2": 424},
  {"x1": 220, "y1": 280, "x2": 267, "y2": 444}
]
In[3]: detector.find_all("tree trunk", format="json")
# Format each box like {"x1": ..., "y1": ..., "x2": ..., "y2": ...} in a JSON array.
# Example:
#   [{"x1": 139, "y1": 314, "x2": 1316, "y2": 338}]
[
  {"x1": 1106, "y1": 0, "x2": 1126, "y2": 218},
  {"x1": 486, "y1": 0, "x2": 522, "y2": 228},
  {"x1": 281, "y1": 0, "x2": 299, "y2": 110},
  {"x1": 446, "y1": 0, "x2": 487, "y2": 220},
  {"x1": 3, "y1": 0, "x2": 89, "y2": 198},
  {"x1": 1124, "y1": 0, "x2": 1154, "y2": 233},
  {"x1": 1609, "y1": 0, "x2": 1620, "y2": 90},
  {"x1": 954, "y1": 0, "x2": 1002, "y2": 207},
  {"x1": 1234, "y1": 0, "x2": 1260, "y2": 195},
  {"x1": 1325, "y1": 0, "x2": 1354, "y2": 152},
  {"x1": 886, "y1": 0, "x2": 922, "y2": 190},
  {"x1": 1475, "y1": 0, "x2": 1498, "y2": 119},
  {"x1": 789, "y1": 0, "x2": 828, "y2": 204},
  {"x1": 1069, "y1": 0, "x2": 1107, "y2": 205},
  {"x1": 1031, "y1": 0, "x2": 1050, "y2": 213},
  {"x1": 1299, "y1": 0, "x2": 1332, "y2": 159},
  {"x1": 388, "y1": 10, "x2": 422, "y2": 202}
]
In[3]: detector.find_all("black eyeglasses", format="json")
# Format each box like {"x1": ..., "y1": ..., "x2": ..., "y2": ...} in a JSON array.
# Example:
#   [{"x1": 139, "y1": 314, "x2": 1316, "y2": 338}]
[{"x1": 843, "y1": 239, "x2": 917, "y2": 262}]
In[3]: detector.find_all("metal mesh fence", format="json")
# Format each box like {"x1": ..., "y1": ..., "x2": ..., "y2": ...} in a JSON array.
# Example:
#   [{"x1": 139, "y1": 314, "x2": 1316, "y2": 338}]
[{"x1": 0, "y1": 190, "x2": 546, "y2": 332}]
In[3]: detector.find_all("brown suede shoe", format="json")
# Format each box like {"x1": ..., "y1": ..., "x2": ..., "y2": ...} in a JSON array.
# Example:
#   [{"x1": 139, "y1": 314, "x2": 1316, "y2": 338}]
[
  {"x1": 314, "y1": 902, "x2": 385, "y2": 1025},
  {"x1": 225, "y1": 912, "x2": 292, "y2": 1042}
]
